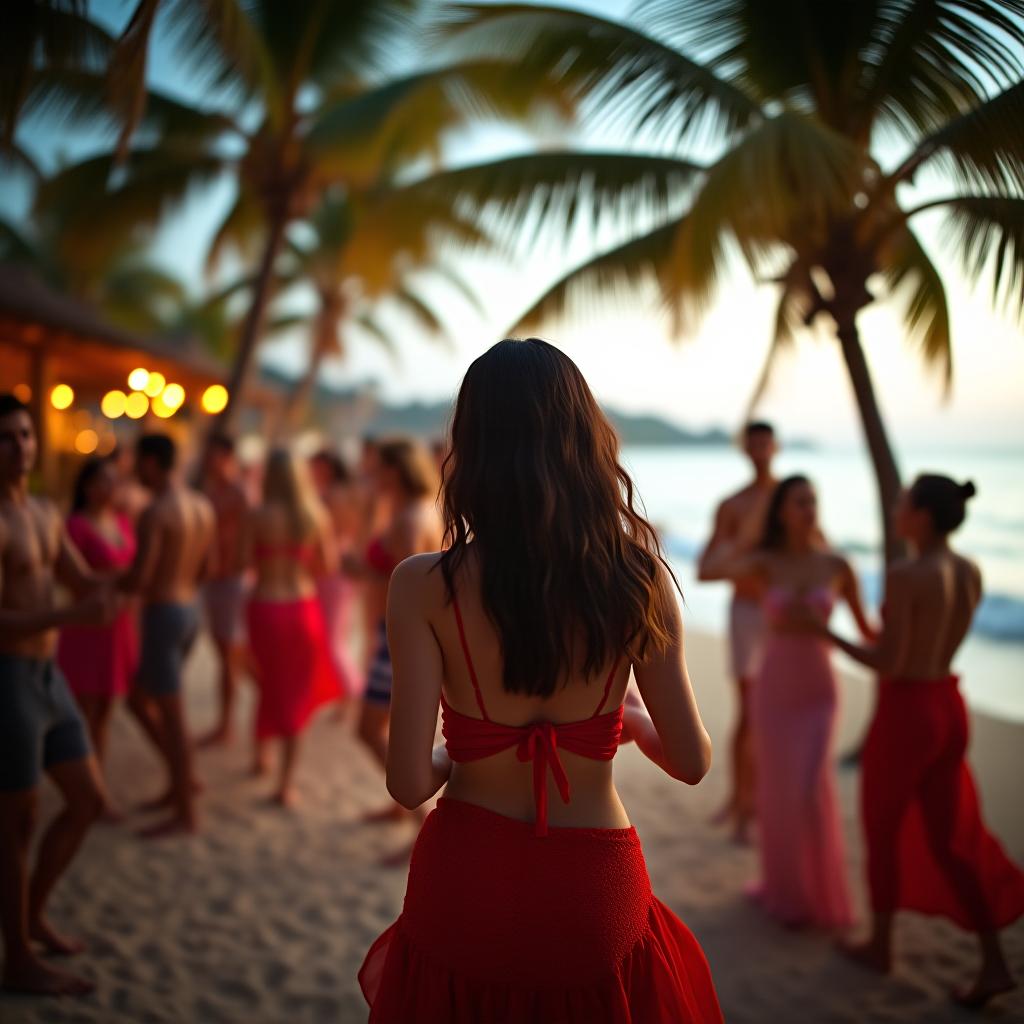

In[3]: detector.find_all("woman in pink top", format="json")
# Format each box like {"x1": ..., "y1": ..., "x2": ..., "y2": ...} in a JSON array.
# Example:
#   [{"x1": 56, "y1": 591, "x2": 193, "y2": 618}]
[{"x1": 58, "y1": 457, "x2": 138, "y2": 773}]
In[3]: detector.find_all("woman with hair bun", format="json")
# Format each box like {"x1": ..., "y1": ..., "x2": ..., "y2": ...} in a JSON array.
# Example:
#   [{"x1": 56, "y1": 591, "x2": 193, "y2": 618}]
[{"x1": 801, "y1": 474, "x2": 1024, "y2": 1007}]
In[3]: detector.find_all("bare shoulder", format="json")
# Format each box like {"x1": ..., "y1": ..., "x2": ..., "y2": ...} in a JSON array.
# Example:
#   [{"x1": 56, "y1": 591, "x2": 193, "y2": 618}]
[
  {"x1": 392, "y1": 551, "x2": 445, "y2": 594},
  {"x1": 953, "y1": 551, "x2": 983, "y2": 591},
  {"x1": 190, "y1": 488, "x2": 216, "y2": 522}
]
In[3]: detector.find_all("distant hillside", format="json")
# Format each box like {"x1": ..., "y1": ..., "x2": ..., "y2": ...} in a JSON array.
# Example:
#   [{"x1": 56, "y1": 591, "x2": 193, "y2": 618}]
[
  {"x1": 259, "y1": 367, "x2": 810, "y2": 448},
  {"x1": 363, "y1": 400, "x2": 734, "y2": 447}
]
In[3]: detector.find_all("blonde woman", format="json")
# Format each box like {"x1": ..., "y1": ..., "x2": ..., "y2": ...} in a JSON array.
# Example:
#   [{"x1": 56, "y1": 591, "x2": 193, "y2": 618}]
[{"x1": 244, "y1": 448, "x2": 342, "y2": 806}]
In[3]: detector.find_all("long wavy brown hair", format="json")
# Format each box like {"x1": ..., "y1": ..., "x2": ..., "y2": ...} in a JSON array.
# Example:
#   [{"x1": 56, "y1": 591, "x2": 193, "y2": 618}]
[{"x1": 439, "y1": 338, "x2": 678, "y2": 697}]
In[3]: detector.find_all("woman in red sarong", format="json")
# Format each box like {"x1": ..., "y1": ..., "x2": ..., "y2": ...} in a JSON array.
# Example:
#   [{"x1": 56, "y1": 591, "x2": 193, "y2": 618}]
[
  {"x1": 243, "y1": 448, "x2": 341, "y2": 807},
  {"x1": 360, "y1": 338, "x2": 723, "y2": 1023},
  {"x1": 799, "y1": 473, "x2": 1023, "y2": 1007}
]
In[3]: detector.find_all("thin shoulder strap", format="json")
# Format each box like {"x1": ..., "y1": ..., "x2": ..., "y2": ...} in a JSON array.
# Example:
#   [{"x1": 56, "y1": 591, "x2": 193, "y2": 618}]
[
  {"x1": 591, "y1": 658, "x2": 621, "y2": 718},
  {"x1": 451, "y1": 592, "x2": 490, "y2": 721}
]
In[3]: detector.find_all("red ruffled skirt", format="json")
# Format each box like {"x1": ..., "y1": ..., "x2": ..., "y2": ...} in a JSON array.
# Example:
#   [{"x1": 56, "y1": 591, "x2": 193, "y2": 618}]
[
  {"x1": 862, "y1": 676, "x2": 1024, "y2": 931},
  {"x1": 360, "y1": 798, "x2": 723, "y2": 1023},
  {"x1": 246, "y1": 598, "x2": 341, "y2": 739}
]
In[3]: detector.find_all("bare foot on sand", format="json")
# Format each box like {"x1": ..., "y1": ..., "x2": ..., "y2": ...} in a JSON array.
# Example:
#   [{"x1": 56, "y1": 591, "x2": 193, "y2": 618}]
[
  {"x1": 195, "y1": 725, "x2": 233, "y2": 749},
  {"x1": 363, "y1": 804, "x2": 408, "y2": 825},
  {"x1": 952, "y1": 966, "x2": 1016, "y2": 1009},
  {"x1": 2, "y1": 956, "x2": 94, "y2": 996},
  {"x1": 30, "y1": 917, "x2": 85, "y2": 956},
  {"x1": 839, "y1": 939, "x2": 892, "y2": 974},
  {"x1": 138, "y1": 815, "x2": 198, "y2": 840},
  {"x1": 137, "y1": 780, "x2": 203, "y2": 813},
  {"x1": 270, "y1": 789, "x2": 299, "y2": 810}
]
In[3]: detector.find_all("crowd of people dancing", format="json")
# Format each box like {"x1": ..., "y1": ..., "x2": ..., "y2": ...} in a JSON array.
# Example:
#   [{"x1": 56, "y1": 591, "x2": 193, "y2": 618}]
[{"x1": 0, "y1": 337, "x2": 1021, "y2": 1018}]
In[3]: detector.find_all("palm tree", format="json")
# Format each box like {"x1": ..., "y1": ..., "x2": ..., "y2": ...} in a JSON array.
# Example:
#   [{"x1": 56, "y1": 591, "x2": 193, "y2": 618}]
[
  {"x1": 262, "y1": 188, "x2": 484, "y2": 426},
  {"x1": 429, "y1": 1, "x2": 1023, "y2": 563},
  {"x1": 23, "y1": 0, "x2": 572, "y2": 432}
]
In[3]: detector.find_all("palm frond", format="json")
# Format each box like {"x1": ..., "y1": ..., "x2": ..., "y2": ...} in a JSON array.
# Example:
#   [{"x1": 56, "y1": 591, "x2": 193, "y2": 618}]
[
  {"x1": 406, "y1": 151, "x2": 703, "y2": 249},
  {"x1": 1, "y1": 2, "x2": 113, "y2": 141},
  {"x1": 932, "y1": 195, "x2": 1024, "y2": 317},
  {"x1": 744, "y1": 262, "x2": 815, "y2": 416},
  {"x1": 309, "y1": 60, "x2": 575, "y2": 181},
  {"x1": 430, "y1": 263, "x2": 484, "y2": 314},
  {"x1": 881, "y1": 226, "x2": 953, "y2": 389},
  {"x1": 36, "y1": 148, "x2": 229, "y2": 271},
  {"x1": 890, "y1": 79, "x2": 1024, "y2": 193},
  {"x1": 640, "y1": 0, "x2": 882, "y2": 131},
  {"x1": 667, "y1": 110, "x2": 863, "y2": 326},
  {"x1": 432, "y1": 3, "x2": 762, "y2": 142},
  {"x1": 856, "y1": 0, "x2": 1024, "y2": 138},
  {"x1": 353, "y1": 312, "x2": 400, "y2": 362},
  {"x1": 511, "y1": 218, "x2": 682, "y2": 331},
  {"x1": 392, "y1": 285, "x2": 445, "y2": 337},
  {"x1": 206, "y1": 185, "x2": 266, "y2": 275}
]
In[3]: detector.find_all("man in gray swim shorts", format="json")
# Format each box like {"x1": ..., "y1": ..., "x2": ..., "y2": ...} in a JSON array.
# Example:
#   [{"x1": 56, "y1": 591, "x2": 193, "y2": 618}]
[
  {"x1": 121, "y1": 433, "x2": 215, "y2": 838},
  {"x1": 0, "y1": 393, "x2": 114, "y2": 997}
]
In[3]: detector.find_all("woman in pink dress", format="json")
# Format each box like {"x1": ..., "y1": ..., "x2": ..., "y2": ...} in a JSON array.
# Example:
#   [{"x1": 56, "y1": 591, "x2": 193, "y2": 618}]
[
  {"x1": 704, "y1": 475, "x2": 876, "y2": 928},
  {"x1": 243, "y1": 448, "x2": 341, "y2": 807},
  {"x1": 58, "y1": 457, "x2": 138, "y2": 774}
]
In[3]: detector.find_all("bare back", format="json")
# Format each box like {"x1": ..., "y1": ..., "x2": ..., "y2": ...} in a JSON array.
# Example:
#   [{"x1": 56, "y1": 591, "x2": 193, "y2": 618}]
[
  {"x1": 427, "y1": 554, "x2": 633, "y2": 829},
  {"x1": 248, "y1": 503, "x2": 327, "y2": 602},
  {"x1": 0, "y1": 497, "x2": 62, "y2": 658},
  {"x1": 887, "y1": 550, "x2": 981, "y2": 679},
  {"x1": 138, "y1": 487, "x2": 215, "y2": 604}
]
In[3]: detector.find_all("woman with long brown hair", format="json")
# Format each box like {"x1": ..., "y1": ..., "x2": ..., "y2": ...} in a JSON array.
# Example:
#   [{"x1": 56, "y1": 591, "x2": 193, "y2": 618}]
[
  {"x1": 243, "y1": 448, "x2": 341, "y2": 807},
  {"x1": 359, "y1": 340, "x2": 721, "y2": 1022},
  {"x1": 343, "y1": 438, "x2": 442, "y2": 825},
  {"x1": 703, "y1": 475, "x2": 875, "y2": 930}
]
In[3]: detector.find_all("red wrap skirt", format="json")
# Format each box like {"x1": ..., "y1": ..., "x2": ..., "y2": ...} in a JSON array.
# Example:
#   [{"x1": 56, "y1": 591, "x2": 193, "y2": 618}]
[
  {"x1": 862, "y1": 676, "x2": 1024, "y2": 931},
  {"x1": 246, "y1": 597, "x2": 341, "y2": 739},
  {"x1": 360, "y1": 798, "x2": 723, "y2": 1023}
]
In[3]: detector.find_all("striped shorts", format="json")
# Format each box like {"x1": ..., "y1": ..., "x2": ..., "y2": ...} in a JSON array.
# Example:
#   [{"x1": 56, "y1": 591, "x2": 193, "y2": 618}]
[{"x1": 364, "y1": 621, "x2": 393, "y2": 706}]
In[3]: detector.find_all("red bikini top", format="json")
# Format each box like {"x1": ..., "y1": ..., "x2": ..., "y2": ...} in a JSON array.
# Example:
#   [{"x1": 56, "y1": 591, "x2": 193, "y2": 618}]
[
  {"x1": 366, "y1": 536, "x2": 399, "y2": 577},
  {"x1": 441, "y1": 594, "x2": 624, "y2": 837},
  {"x1": 253, "y1": 540, "x2": 316, "y2": 563}
]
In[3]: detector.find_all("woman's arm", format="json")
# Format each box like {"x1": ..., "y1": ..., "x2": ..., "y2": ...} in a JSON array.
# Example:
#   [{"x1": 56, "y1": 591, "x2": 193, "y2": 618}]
[
  {"x1": 384, "y1": 555, "x2": 451, "y2": 809},
  {"x1": 839, "y1": 557, "x2": 879, "y2": 643},
  {"x1": 817, "y1": 566, "x2": 911, "y2": 673},
  {"x1": 631, "y1": 564, "x2": 713, "y2": 784},
  {"x1": 699, "y1": 542, "x2": 764, "y2": 585}
]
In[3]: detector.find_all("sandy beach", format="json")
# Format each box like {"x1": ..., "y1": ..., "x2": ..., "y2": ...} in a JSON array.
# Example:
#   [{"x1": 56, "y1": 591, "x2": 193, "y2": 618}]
[{"x1": 2, "y1": 630, "x2": 1021, "y2": 1024}]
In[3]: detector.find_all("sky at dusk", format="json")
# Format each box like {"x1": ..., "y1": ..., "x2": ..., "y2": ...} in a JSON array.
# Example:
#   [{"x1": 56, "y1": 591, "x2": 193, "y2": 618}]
[{"x1": 3, "y1": 0, "x2": 1022, "y2": 450}]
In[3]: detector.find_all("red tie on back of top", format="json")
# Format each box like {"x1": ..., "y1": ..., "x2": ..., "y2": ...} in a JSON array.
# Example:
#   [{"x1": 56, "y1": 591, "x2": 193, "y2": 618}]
[{"x1": 440, "y1": 593, "x2": 624, "y2": 837}]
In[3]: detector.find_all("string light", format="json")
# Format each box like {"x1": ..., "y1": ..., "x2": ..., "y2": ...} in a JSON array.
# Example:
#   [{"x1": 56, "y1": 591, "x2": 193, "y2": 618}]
[
  {"x1": 201, "y1": 384, "x2": 228, "y2": 414},
  {"x1": 125, "y1": 392, "x2": 149, "y2": 419},
  {"x1": 74, "y1": 429, "x2": 99, "y2": 454},
  {"x1": 50, "y1": 384, "x2": 74, "y2": 410},
  {"x1": 161, "y1": 383, "x2": 185, "y2": 410},
  {"x1": 143, "y1": 371, "x2": 166, "y2": 398},
  {"x1": 101, "y1": 390, "x2": 127, "y2": 419},
  {"x1": 127, "y1": 367, "x2": 150, "y2": 391}
]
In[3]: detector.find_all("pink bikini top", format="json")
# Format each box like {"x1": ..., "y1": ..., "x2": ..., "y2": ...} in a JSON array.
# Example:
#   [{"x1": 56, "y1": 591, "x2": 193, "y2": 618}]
[
  {"x1": 366, "y1": 536, "x2": 400, "y2": 577},
  {"x1": 441, "y1": 594, "x2": 623, "y2": 837},
  {"x1": 763, "y1": 584, "x2": 834, "y2": 626}
]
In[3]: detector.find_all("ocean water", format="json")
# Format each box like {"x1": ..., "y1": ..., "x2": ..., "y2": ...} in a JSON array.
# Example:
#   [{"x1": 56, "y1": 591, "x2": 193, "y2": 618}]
[{"x1": 620, "y1": 444, "x2": 1024, "y2": 723}]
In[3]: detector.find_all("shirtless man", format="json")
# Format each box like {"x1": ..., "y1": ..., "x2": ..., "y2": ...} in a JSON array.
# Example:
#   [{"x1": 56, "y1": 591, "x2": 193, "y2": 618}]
[
  {"x1": 198, "y1": 433, "x2": 249, "y2": 747},
  {"x1": 697, "y1": 420, "x2": 778, "y2": 842},
  {"x1": 122, "y1": 433, "x2": 215, "y2": 838},
  {"x1": 0, "y1": 393, "x2": 111, "y2": 996}
]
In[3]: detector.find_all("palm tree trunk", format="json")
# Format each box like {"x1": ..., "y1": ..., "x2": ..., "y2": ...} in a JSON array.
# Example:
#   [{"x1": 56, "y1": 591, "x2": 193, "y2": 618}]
[
  {"x1": 215, "y1": 196, "x2": 291, "y2": 432},
  {"x1": 284, "y1": 308, "x2": 335, "y2": 429},
  {"x1": 835, "y1": 314, "x2": 904, "y2": 565}
]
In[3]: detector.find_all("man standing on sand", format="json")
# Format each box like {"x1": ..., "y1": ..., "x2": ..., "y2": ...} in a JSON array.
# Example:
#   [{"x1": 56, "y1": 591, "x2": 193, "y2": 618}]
[
  {"x1": 198, "y1": 433, "x2": 249, "y2": 747},
  {"x1": 0, "y1": 393, "x2": 112, "y2": 996},
  {"x1": 122, "y1": 433, "x2": 215, "y2": 838},
  {"x1": 698, "y1": 421, "x2": 778, "y2": 843}
]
